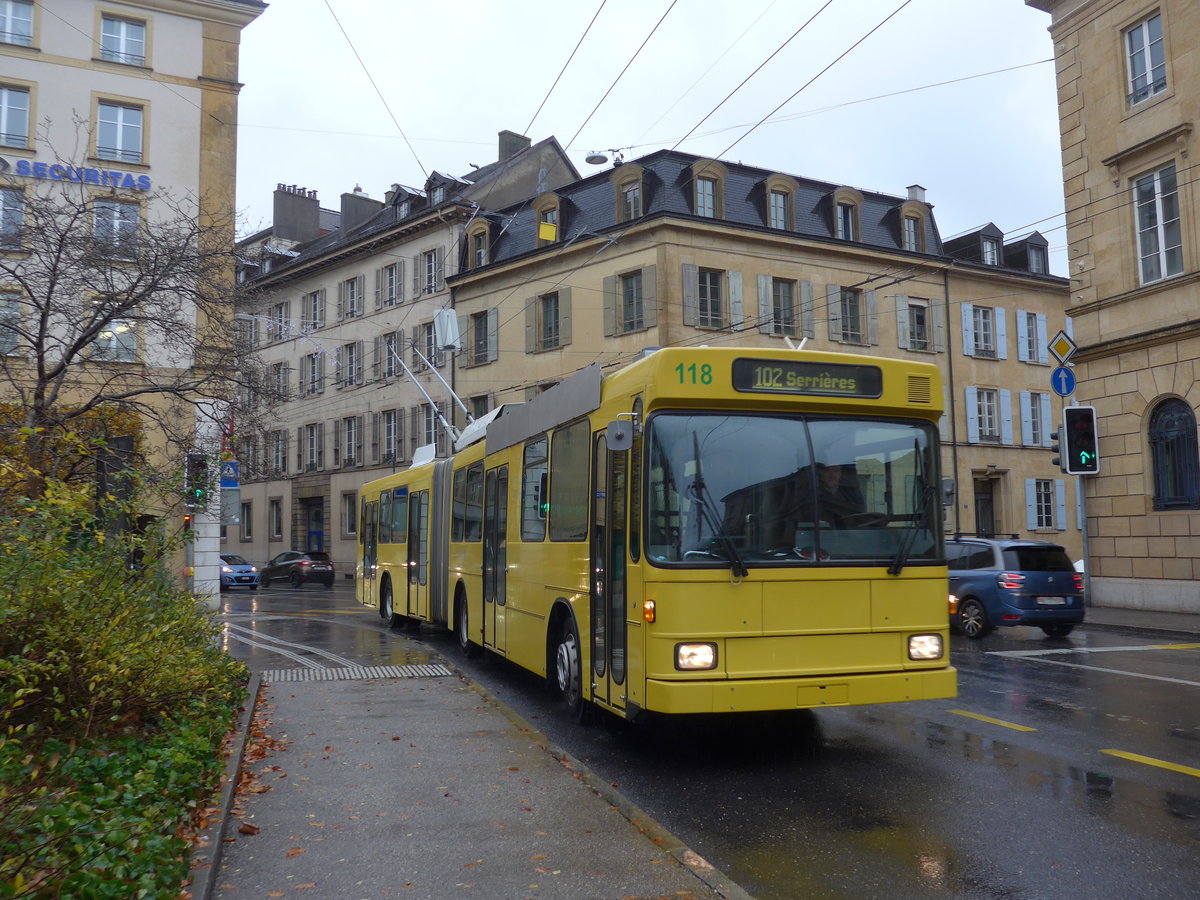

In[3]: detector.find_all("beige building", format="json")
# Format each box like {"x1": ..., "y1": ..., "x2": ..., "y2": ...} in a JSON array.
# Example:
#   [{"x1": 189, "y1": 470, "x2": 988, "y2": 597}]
[
  {"x1": 232, "y1": 133, "x2": 578, "y2": 571},
  {"x1": 1029, "y1": 0, "x2": 1200, "y2": 612},
  {"x1": 0, "y1": 0, "x2": 264, "y2": 598}
]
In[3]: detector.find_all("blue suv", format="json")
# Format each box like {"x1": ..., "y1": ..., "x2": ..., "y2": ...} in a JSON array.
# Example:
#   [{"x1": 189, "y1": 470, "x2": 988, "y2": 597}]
[{"x1": 946, "y1": 538, "x2": 1084, "y2": 639}]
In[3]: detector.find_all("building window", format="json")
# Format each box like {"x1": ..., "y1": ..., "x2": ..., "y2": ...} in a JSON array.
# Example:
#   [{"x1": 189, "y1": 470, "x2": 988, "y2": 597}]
[
  {"x1": 972, "y1": 306, "x2": 996, "y2": 358},
  {"x1": 239, "y1": 502, "x2": 252, "y2": 540},
  {"x1": 696, "y1": 176, "x2": 716, "y2": 218},
  {"x1": 93, "y1": 319, "x2": 136, "y2": 361},
  {"x1": 620, "y1": 272, "x2": 645, "y2": 332},
  {"x1": 1026, "y1": 391, "x2": 1047, "y2": 446},
  {"x1": 430, "y1": 185, "x2": 445, "y2": 205},
  {"x1": 0, "y1": 291, "x2": 20, "y2": 354},
  {"x1": 907, "y1": 298, "x2": 929, "y2": 350},
  {"x1": 697, "y1": 268, "x2": 723, "y2": 329},
  {"x1": 981, "y1": 237, "x2": 1001, "y2": 266},
  {"x1": 270, "y1": 360, "x2": 289, "y2": 401},
  {"x1": 305, "y1": 423, "x2": 322, "y2": 471},
  {"x1": 335, "y1": 341, "x2": 362, "y2": 388},
  {"x1": 1125, "y1": 13, "x2": 1166, "y2": 106},
  {"x1": 768, "y1": 191, "x2": 789, "y2": 230},
  {"x1": 976, "y1": 388, "x2": 1000, "y2": 442},
  {"x1": 838, "y1": 288, "x2": 863, "y2": 343},
  {"x1": 770, "y1": 278, "x2": 796, "y2": 336},
  {"x1": 341, "y1": 416, "x2": 361, "y2": 466},
  {"x1": 1028, "y1": 245, "x2": 1047, "y2": 274},
  {"x1": 0, "y1": 1, "x2": 33, "y2": 47},
  {"x1": 422, "y1": 249, "x2": 439, "y2": 293},
  {"x1": 1134, "y1": 163, "x2": 1183, "y2": 285},
  {"x1": 538, "y1": 206, "x2": 558, "y2": 244},
  {"x1": 1023, "y1": 311, "x2": 1039, "y2": 362},
  {"x1": 268, "y1": 302, "x2": 290, "y2": 342},
  {"x1": 835, "y1": 203, "x2": 856, "y2": 241},
  {"x1": 339, "y1": 275, "x2": 363, "y2": 319},
  {"x1": 470, "y1": 395, "x2": 490, "y2": 420},
  {"x1": 303, "y1": 351, "x2": 323, "y2": 395},
  {"x1": 621, "y1": 184, "x2": 641, "y2": 221},
  {"x1": 1150, "y1": 398, "x2": 1200, "y2": 510},
  {"x1": 381, "y1": 409, "x2": 401, "y2": 463},
  {"x1": 270, "y1": 431, "x2": 287, "y2": 475},
  {"x1": 383, "y1": 331, "x2": 401, "y2": 378},
  {"x1": 269, "y1": 498, "x2": 282, "y2": 539},
  {"x1": 470, "y1": 311, "x2": 490, "y2": 365},
  {"x1": 539, "y1": 292, "x2": 560, "y2": 350},
  {"x1": 100, "y1": 15, "x2": 145, "y2": 66},
  {"x1": 379, "y1": 263, "x2": 399, "y2": 306},
  {"x1": 420, "y1": 321, "x2": 441, "y2": 368},
  {"x1": 96, "y1": 101, "x2": 143, "y2": 164},
  {"x1": 902, "y1": 215, "x2": 921, "y2": 252},
  {"x1": 421, "y1": 404, "x2": 438, "y2": 446},
  {"x1": 0, "y1": 84, "x2": 28, "y2": 147},
  {"x1": 471, "y1": 230, "x2": 488, "y2": 268},
  {"x1": 1034, "y1": 479, "x2": 1055, "y2": 529},
  {"x1": 94, "y1": 199, "x2": 138, "y2": 255},
  {"x1": 0, "y1": 186, "x2": 23, "y2": 248},
  {"x1": 302, "y1": 289, "x2": 324, "y2": 330},
  {"x1": 343, "y1": 492, "x2": 357, "y2": 536}
]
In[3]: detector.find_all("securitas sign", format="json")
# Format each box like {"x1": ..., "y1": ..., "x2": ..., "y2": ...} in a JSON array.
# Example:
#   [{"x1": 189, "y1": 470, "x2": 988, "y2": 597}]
[{"x1": 0, "y1": 156, "x2": 151, "y2": 191}]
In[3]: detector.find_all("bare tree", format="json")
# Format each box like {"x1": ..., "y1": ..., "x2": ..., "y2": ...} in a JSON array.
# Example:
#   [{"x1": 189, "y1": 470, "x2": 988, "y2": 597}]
[{"x1": 0, "y1": 172, "x2": 267, "y2": 496}]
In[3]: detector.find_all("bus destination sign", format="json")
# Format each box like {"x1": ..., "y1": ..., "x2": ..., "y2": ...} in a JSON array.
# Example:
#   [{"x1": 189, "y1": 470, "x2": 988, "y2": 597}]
[{"x1": 731, "y1": 358, "x2": 883, "y2": 398}]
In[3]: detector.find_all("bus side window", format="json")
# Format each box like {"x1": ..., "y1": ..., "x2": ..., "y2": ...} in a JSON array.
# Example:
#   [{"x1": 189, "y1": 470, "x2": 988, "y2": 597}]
[
  {"x1": 379, "y1": 489, "x2": 392, "y2": 544},
  {"x1": 391, "y1": 488, "x2": 408, "y2": 542},
  {"x1": 550, "y1": 419, "x2": 589, "y2": 542},
  {"x1": 464, "y1": 463, "x2": 484, "y2": 542},
  {"x1": 522, "y1": 435, "x2": 548, "y2": 541}
]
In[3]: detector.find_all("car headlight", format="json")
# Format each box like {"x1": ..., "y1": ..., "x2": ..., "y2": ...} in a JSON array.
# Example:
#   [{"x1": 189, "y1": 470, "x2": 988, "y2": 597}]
[
  {"x1": 250, "y1": 566, "x2": 258, "y2": 572},
  {"x1": 908, "y1": 634, "x2": 944, "y2": 660},
  {"x1": 676, "y1": 642, "x2": 717, "y2": 670},
  {"x1": 221, "y1": 566, "x2": 232, "y2": 574}
]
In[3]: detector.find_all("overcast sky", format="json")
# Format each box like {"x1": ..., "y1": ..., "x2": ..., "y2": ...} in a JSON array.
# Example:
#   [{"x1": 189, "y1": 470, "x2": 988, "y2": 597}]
[{"x1": 234, "y1": 0, "x2": 1065, "y2": 271}]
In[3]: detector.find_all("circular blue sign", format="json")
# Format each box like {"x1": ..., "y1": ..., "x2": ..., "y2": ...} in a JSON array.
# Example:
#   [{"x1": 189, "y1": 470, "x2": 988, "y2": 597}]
[{"x1": 1051, "y1": 366, "x2": 1076, "y2": 397}]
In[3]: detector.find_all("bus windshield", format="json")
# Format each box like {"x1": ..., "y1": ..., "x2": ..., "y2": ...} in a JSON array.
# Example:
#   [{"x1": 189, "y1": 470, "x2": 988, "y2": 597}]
[{"x1": 645, "y1": 412, "x2": 940, "y2": 567}]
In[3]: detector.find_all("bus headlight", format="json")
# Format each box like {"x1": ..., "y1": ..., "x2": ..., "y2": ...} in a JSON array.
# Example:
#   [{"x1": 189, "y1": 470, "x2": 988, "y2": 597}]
[
  {"x1": 676, "y1": 642, "x2": 717, "y2": 670},
  {"x1": 908, "y1": 634, "x2": 944, "y2": 660}
]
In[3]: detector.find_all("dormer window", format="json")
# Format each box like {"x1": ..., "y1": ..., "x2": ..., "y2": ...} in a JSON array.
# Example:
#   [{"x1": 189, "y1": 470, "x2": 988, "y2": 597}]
[
  {"x1": 836, "y1": 203, "x2": 855, "y2": 240},
  {"x1": 691, "y1": 159, "x2": 727, "y2": 219},
  {"x1": 612, "y1": 162, "x2": 646, "y2": 223},
  {"x1": 1028, "y1": 244, "x2": 1047, "y2": 274},
  {"x1": 982, "y1": 237, "x2": 1001, "y2": 265},
  {"x1": 533, "y1": 193, "x2": 562, "y2": 246},
  {"x1": 762, "y1": 174, "x2": 798, "y2": 231},
  {"x1": 829, "y1": 186, "x2": 863, "y2": 242},
  {"x1": 697, "y1": 178, "x2": 716, "y2": 217},
  {"x1": 430, "y1": 185, "x2": 445, "y2": 205},
  {"x1": 466, "y1": 221, "x2": 490, "y2": 269}
]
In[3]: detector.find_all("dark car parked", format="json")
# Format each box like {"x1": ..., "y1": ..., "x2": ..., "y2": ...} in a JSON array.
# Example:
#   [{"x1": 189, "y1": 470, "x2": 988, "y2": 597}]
[
  {"x1": 260, "y1": 550, "x2": 335, "y2": 589},
  {"x1": 947, "y1": 537, "x2": 1084, "y2": 639},
  {"x1": 219, "y1": 553, "x2": 259, "y2": 591}
]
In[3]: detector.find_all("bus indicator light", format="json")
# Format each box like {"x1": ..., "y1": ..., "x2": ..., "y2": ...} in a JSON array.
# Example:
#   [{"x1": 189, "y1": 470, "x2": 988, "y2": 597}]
[{"x1": 643, "y1": 599, "x2": 656, "y2": 623}]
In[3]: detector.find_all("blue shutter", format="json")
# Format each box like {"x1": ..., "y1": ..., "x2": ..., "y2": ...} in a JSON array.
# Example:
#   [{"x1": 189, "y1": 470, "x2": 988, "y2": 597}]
[
  {"x1": 1016, "y1": 310, "x2": 1030, "y2": 362},
  {"x1": 1020, "y1": 390, "x2": 1033, "y2": 444},
  {"x1": 827, "y1": 285, "x2": 841, "y2": 341},
  {"x1": 966, "y1": 386, "x2": 979, "y2": 443},
  {"x1": 728, "y1": 270, "x2": 744, "y2": 330},
  {"x1": 896, "y1": 294, "x2": 910, "y2": 349},
  {"x1": 866, "y1": 290, "x2": 879, "y2": 345},
  {"x1": 1000, "y1": 389, "x2": 1014, "y2": 445},
  {"x1": 1040, "y1": 394, "x2": 1053, "y2": 446},
  {"x1": 996, "y1": 307, "x2": 1008, "y2": 360},
  {"x1": 1055, "y1": 479, "x2": 1067, "y2": 529},
  {"x1": 800, "y1": 281, "x2": 814, "y2": 338},
  {"x1": 1025, "y1": 479, "x2": 1037, "y2": 530},
  {"x1": 757, "y1": 274, "x2": 773, "y2": 334},
  {"x1": 1036, "y1": 313, "x2": 1048, "y2": 364},
  {"x1": 961, "y1": 303, "x2": 975, "y2": 356}
]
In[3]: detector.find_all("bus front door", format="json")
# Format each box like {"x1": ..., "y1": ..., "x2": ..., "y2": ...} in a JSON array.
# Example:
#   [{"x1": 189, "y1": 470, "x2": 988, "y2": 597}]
[
  {"x1": 406, "y1": 490, "x2": 429, "y2": 620},
  {"x1": 360, "y1": 499, "x2": 378, "y2": 608},
  {"x1": 590, "y1": 435, "x2": 627, "y2": 712},
  {"x1": 483, "y1": 466, "x2": 508, "y2": 654}
]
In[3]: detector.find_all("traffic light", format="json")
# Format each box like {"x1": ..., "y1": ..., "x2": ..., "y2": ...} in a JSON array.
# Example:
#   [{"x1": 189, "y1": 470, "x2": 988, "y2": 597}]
[
  {"x1": 185, "y1": 452, "x2": 209, "y2": 507},
  {"x1": 1062, "y1": 406, "x2": 1100, "y2": 475},
  {"x1": 1049, "y1": 428, "x2": 1063, "y2": 471}
]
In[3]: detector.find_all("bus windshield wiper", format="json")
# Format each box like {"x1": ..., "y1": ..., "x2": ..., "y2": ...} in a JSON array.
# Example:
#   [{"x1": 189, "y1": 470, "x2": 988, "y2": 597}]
[
  {"x1": 688, "y1": 432, "x2": 748, "y2": 578},
  {"x1": 889, "y1": 483, "x2": 936, "y2": 576}
]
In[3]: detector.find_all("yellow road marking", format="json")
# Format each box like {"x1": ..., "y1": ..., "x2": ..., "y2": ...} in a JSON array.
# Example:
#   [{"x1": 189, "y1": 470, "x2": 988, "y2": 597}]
[
  {"x1": 1100, "y1": 750, "x2": 1200, "y2": 778},
  {"x1": 1149, "y1": 643, "x2": 1200, "y2": 650},
  {"x1": 948, "y1": 709, "x2": 1036, "y2": 732}
]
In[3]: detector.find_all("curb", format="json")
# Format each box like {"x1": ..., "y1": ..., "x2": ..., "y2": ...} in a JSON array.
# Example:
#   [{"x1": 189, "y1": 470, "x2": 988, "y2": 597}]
[
  {"x1": 187, "y1": 672, "x2": 262, "y2": 900},
  {"x1": 441, "y1": 657, "x2": 756, "y2": 900}
]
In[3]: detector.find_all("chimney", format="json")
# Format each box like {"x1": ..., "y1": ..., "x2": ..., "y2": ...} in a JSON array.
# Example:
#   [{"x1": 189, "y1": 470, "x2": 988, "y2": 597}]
[
  {"x1": 498, "y1": 129, "x2": 532, "y2": 161},
  {"x1": 272, "y1": 184, "x2": 321, "y2": 243},
  {"x1": 907, "y1": 184, "x2": 927, "y2": 203},
  {"x1": 340, "y1": 187, "x2": 383, "y2": 232}
]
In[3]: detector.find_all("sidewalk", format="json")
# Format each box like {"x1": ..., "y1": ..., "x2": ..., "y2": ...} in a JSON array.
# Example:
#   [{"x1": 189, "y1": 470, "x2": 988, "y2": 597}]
[
  {"x1": 190, "y1": 665, "x2": 748, "y2": 900},
  {"x1": 1082, "y1": 604, "x2": 1200, "y2": 639}
]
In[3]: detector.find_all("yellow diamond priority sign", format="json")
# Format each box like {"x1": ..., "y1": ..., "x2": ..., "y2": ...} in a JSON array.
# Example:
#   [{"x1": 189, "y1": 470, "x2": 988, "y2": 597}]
[{"x1": 1049, "y1": 330, "x2": 1076, "y2": 365}]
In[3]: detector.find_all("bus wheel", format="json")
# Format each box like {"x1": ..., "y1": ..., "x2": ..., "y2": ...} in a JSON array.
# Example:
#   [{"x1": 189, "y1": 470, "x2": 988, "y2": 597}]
[
  {"x1": 380, "y1": 579, "x2": 402, "y2": 629},
  {"x1": 554, "y1": 618, "x2": 589, "y2": 722},
  {"x1": 456, "y1": 593, "x2": 480, "y2": 658}
]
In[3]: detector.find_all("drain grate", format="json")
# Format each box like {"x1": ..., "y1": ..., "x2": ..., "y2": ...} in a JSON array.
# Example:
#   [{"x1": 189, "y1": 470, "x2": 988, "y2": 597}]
[{"x1": 263, "y1": 663, "x2": 453, "y2": 683}]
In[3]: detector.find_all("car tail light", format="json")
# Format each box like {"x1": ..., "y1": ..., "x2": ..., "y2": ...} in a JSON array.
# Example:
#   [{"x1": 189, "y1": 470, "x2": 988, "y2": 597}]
[
  {"x1": 299, "y1": 559, "x2": 310, "y2": 567},
  {"x1": 1072, "y1": 572, "x2": 1083, "y2": 591},
  {"x1": 997, "y1": 572, "x2": 1025, "y2": 590}
]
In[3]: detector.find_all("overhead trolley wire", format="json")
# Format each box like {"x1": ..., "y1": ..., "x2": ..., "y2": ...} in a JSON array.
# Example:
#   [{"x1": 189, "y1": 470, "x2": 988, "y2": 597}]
[{"x1": 524, "y1": 1, "x2": 608, "y2": 137}]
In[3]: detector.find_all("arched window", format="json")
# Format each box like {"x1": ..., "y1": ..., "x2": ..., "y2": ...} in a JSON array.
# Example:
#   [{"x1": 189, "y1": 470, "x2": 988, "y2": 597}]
[{"x1": 1150, "y1": 398, "x2": 1200, "y2": 509}]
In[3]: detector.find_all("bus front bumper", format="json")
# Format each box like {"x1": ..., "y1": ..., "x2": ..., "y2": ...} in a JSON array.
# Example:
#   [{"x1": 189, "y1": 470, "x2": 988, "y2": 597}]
[{"x1": 644, "y1": 666, "x2": 957, "y2": 714}]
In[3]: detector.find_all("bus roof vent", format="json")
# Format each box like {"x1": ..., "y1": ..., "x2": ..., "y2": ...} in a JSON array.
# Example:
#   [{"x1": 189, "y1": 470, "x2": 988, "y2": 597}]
[{"x1": 907, "y1": 375, "x2": 932, "y2": 404}]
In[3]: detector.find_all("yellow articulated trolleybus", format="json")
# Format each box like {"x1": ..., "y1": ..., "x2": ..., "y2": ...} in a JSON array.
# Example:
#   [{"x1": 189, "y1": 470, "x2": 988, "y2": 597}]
[{"x1": 357, "y1": 346, "x2": 956, "y2": 721}]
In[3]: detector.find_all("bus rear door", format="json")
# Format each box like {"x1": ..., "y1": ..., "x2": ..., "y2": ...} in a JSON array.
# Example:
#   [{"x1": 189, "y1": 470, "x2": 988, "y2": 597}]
[
  {"x1": 406, "y1": 490, "x2": 429, "y2": 620},
  {"x1": 483, "y1": 465, "x2": 508, "y2": 654},
  {"x1": 590, "y1": 434, "x2": 627, "y2": 713}
]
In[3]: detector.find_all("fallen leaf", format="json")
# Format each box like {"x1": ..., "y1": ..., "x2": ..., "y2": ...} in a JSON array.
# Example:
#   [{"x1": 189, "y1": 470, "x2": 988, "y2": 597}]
[
  {"x1": 286, "y1": 846, "x2": 305, "y2": 859},
  {"x1": 239, "y1": 823, "x2": 260, "y2": 835}
]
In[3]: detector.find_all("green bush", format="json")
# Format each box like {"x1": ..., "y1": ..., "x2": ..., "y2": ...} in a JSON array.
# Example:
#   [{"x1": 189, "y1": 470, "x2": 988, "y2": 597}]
[{"x1": 0, "y1": 476, "x2": 248, "y2": 897}]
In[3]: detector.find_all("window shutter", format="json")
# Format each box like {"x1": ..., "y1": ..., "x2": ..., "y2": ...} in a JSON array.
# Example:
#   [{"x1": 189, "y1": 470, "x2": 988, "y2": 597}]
[
  {"x1": 1025, "y1": 479, "x2": 1037, "y2": 530},
  {"x1": 412, "y1": 257, "x2": 420, "y2": 296},
  {"x1": 1040, "y1": 394, "x2": 1053, "y2": 446},
  {"x1": 411, "y1": 326, "x2": 420, "y2": 367},
  {"x1": 728, "y1": 270, "x2": 744, "y2": 330},
  {"x1": 996, "y1": 307, "x2": 1008, "y2": 360},
  {"x1": 757, "y1": 274, "x2": 772, "y2": 334},
  {"x1": 895, "y1": 294, "x2": 910, "y2": 349},
  {"x1": 396, "y1": 259, "x2": 406, "y2": 301},
  {"x1": 525, "y1": 300, "x2": 536, "y2": 353},
  {"x1": 356, "y1": 415, "x2": 365, "y2": 465},
  {"x1": 333, "y1": 418, "x2": 342, "y2": 466},
  {"x1": 374, "y1": 267, "x2": 383, "y2": 309},
  {"x1": 932, "y1": 300, "x2": 945, "y2": 352},
  {"x1": 1064, "y1": 316, "x2": 1073, "y2": 338},
  {"x1": 487, "y1": 309, "x2": 499, "y2": 362},
  {"x1": 355, "y1": 340, "x2": 364, "y2": 383},
  {"x1": 1036, "y1": 313, "x2": 1048, "y2": 364},
  {"x1": 866, "y1": 290, "x2": 878, "y2": 345},
  {"x1": 826, "y1": 285, "x2": 841, "y2": 341},
  {"x1": 436, "y1": 246, "x2": 445, "y2": 290},
  {"x1": 317, "y1": 422, "x2": 325, "y2": 469},
  {"x1": 318, "y1": 354, "x2": 326, "y2": 394},
  {"x1": 1000, "y1": 389, "x2": 1014, "y2": 445},
  {"x1": 961, "y1": 303, "x2": 975, "y2": 356},
  {"x1": 410, "y1": 406, "x2": 420, "y2": 457},
  {"x1": 559, "y1": 289, "x2": 573, "y2": 345},
  {"x1": 1016, "y1": 310, "x2": 1030, "y2": 362},
  {"x1": 1020, "y1": 390, "x2": 1033, "y2": 444},
  {"x1": 435, "y1": 403, "x2": 448, "y2": 456},
  {"x1": 1055, "y1": 479, "x2": 1066, "y2": 529},
  {"x1": 296, "y1": 426, "x2": 303, "y2": 470},
  {"x1": 397, "y1": 412, "x2": 406, "y2": 462},
  {"x1": 965, "y1": 386, "x2": 979, "y2": 443},
  {"x1": 334, "y1": 345, "x2": 345, "y2": 388},
  {"x1": 603, "y1": 275, "x2": 617, "y2": 336},
  {"x1": 372, "y1": 335, "x2": 382, "y2": 379},
  {"x1": 371, "y1": 412, "x2": 380, "y2": 463},
  {"x1": 681, "y1": 264, "x2": 698, "y2": 327},
  {"x1": 800, "y1": 281, "x2": 814, "y2": 338},
  {"x1": 642, "y1": 266, "x2": 657, "y2": 328},
  {"x1": 337, "y1": 280, "x2": 345, "y2": 321}
]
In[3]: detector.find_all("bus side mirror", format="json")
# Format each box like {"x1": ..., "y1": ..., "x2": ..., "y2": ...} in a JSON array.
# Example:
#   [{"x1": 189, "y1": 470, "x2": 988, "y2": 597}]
[{"x1": 606, "y1": 420, "x2": 633, "y2": 451}]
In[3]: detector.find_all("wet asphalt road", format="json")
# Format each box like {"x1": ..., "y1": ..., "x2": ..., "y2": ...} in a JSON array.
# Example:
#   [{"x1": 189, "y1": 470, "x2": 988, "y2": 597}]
[{"x1": 219, "y1": 582, "x2": 1200, "y2": 899}]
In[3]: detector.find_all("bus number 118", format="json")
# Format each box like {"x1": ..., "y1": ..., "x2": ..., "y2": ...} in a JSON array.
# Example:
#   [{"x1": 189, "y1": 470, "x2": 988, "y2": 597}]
[{"x1": 675, "y1": 363, "x2": 713, "y2": 385}]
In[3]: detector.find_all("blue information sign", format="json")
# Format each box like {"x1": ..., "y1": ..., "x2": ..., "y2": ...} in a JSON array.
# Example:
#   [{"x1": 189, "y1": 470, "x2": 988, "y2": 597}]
[
  {"x1": 1051, "y1": 366, "x2": 1076, "y2": 397},
  {"x1": 219, "y1": 460, "x2": 240, "y2": 489}
]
